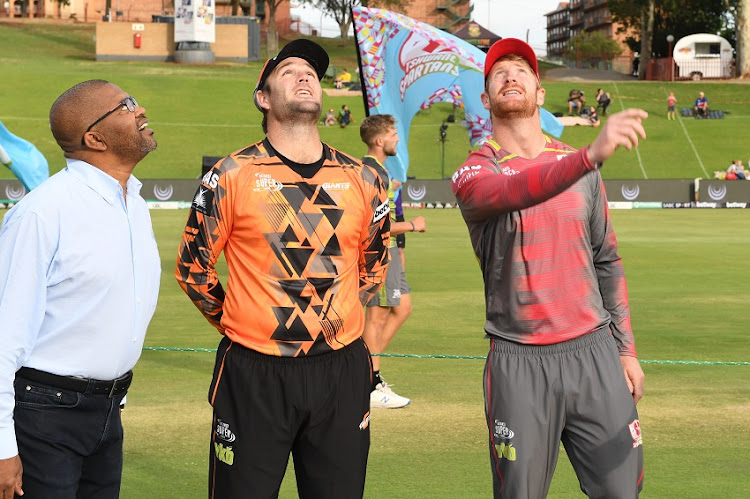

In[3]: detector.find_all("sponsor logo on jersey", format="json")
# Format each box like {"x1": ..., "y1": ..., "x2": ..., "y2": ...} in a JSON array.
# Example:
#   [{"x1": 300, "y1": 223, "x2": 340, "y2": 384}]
[
  {"x1": 192, "y1": 186, "x2": 214, "y2": 215},
  {"x1": 494, "y1": 442, "x2": 517, "y2": 461},
  {"x1": 500, "y1": 165, "x2": 520, "y2": 176},
  {"x1": 359, "y1": 411, "x2": 371, "y2": 430},
  {"x1": 201, "y1": 171, "x2": 220, "y2": 189},
  {"x1": 373, "y1": 199, "x2": 390, "y2": 223},
  {"x1": 215, "y1": 419, "x2": 236, "y2": 443},
  {"x1": 253, "y1": 172, "x2": 283, "y2": 192},
  {"x1": 493, "y1": 420, "x2": 515, "y2": 440},
  {"x1": 214, "y1": 442, "x2": 234, "y2": 466},
  {"x1": 451, "y1": 164, "x2": 482, "y2": 183},
  {"x1": 628, "y1": 419, "x2": 643, "y2": 448},
  {"x1": 322, "y1": 182, "x2": 351, "y2": 191}
]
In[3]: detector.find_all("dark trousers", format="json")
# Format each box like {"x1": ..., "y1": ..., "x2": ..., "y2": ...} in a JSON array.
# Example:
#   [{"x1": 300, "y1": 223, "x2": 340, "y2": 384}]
[
  {"x1": 208, "y1": 336, "x2": 373, "y2": 499},
  {"x1": 14, "y1": 374, "x2": 126, "y2": 499}
]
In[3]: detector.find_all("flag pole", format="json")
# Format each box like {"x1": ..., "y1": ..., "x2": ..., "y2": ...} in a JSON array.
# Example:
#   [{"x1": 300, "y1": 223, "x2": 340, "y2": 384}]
[{"x1": 351, "y1": 6, "x2": 370, "y2": 118}]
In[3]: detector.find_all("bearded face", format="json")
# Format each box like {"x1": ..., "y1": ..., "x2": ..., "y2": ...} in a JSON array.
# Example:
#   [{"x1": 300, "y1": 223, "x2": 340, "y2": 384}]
[{"x1": 483, "y1": 58, "x2": 544, "y2": 121}]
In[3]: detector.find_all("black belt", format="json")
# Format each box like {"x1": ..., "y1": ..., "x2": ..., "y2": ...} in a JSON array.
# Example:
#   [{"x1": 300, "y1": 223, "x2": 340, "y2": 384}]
[{"x1": 16, "y1": 367, "x2": 133, "y2": 398}]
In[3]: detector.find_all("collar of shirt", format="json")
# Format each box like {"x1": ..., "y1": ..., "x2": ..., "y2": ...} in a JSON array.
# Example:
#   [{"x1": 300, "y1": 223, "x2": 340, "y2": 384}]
[{"x1": 64, "y1": 158, "x2": 143, "y2": 205}]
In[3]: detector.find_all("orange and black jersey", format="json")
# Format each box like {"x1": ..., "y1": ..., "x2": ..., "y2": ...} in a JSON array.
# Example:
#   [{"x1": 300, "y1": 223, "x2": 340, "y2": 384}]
[{"x1": 175, "y1": 139, "x2": 390, "y2": 357}]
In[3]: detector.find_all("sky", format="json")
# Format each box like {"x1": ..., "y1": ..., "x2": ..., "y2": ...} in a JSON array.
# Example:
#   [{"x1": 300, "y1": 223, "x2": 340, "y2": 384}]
[{"x1": 289, "y1": 0, "x2": 565, "y2": 56}]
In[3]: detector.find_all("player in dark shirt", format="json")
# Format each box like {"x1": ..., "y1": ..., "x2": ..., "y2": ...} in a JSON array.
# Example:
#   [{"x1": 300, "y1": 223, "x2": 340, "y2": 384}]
[{"x1": 452, "y1": 38, "x2": 648, "y2": 498}]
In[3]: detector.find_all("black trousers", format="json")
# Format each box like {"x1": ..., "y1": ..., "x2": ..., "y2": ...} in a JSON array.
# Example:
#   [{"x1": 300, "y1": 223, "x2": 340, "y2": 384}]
[
  {"x1": 208, "y1": 336, "x2": 373, "y2": 499},
  {"x1": 13, "y1": 373, "x2": 126, "y2": 499}
]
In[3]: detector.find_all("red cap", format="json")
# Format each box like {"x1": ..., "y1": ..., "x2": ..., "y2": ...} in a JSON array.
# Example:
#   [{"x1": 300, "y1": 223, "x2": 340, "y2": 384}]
[{"x1": 484, "y1": 38, "x2": 539, "y2": 81}]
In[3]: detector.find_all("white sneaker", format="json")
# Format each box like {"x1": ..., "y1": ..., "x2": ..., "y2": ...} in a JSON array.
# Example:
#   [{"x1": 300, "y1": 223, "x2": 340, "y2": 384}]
[{"x1": 370, "y1": 382, "x2": 410, "y2": 409}]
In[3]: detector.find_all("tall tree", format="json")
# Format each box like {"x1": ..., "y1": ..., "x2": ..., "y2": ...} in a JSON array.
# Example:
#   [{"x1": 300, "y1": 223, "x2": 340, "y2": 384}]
[
  {"x1": 724, "y1": 0, "x2": 750, "y2": 77},
  {"x1": 564, "y1": 31, "x2": 623, "y2": 69},
  {"x1": 257, "y1": 0, "x2": 286, "y2": 54},
  {"x1": 639, "y1": 0, "x2": 654, "y2": 80},
  {"x1": 610, "y1": 0, "x2": 727, "y2": 58},
  {"x1": 303, "y1": 0, "x2": 410, "y2": 39}
]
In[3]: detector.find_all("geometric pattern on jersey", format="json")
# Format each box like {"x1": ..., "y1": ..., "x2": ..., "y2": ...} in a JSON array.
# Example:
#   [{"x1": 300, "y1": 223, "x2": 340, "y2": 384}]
[
  {"x1": 176, "y1": 140, "x2": 390, "y2": 358},
  {"x1": 264, "y1": 183, "x2": 346, "y2": 356}
]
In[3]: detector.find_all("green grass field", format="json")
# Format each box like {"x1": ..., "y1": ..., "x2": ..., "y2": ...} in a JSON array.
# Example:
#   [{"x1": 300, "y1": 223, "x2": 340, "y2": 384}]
[
  {"x1": 121, "y1": 208, "x2": 749, "y2": 498},
  {"x1": 2, "y1": 20, "x2": 750, "y2": 498},
  {"x1": 3, "y1": 21, "x2": 750, "y2": 181}
]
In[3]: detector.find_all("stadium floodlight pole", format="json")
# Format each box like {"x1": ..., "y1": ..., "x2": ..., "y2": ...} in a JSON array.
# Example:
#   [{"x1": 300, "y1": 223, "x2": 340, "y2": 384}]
[{"x1": 439, "y1": 121, "x2": 448, "y2": 179}]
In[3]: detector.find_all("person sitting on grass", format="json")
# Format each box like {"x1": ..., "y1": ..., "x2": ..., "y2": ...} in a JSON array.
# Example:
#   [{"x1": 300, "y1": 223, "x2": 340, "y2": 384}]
[
  {"x1": 595, "y1": 88, "x2": 611, "y2": 115},
  {"x1": 339, "y1": 68, "x2": 352, "y2": 87},
  {"x1": 323, "y1": 107, "x2": 336, "y2": 126},
  {"x1": 581, "y1": 106, "x2": 601, "y2": 127},
  {"x1": 338, "y1": 104, "x2": 353, "y2": 128},
  {"x1": 694, "y1": 92, "x2": 708, "y2": 118},
  {"x1": 568, "y1": 89, "x2": 585, "y2": 116}
]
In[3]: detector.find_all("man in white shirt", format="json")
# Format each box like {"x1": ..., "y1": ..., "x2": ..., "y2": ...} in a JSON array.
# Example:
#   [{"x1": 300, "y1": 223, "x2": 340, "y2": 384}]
[{"x1": 0, "y1": 80, "x2": 161, "y2": 498}]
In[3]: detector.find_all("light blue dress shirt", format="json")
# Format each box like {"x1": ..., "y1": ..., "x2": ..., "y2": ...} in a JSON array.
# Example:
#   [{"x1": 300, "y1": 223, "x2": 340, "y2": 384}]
[{"x1": 0, "y1": 159, "x2": 161, "y2": 459}]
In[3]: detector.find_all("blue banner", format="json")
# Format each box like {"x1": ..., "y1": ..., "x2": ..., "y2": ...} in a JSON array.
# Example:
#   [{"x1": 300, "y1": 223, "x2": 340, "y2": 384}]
[
  {"x1": 0, "y1": 120, "x2": 49, "y2": 191},
  {"x1": 353, "y1": 7, "x2": 563, "y2": 183}
]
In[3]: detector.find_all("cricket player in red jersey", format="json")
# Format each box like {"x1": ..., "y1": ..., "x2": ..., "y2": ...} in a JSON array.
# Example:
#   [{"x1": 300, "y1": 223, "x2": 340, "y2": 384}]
[
  {"x1": 175, "y1": 39, "x2": 390, "y2": 498},
  {"x1": 452, "y1": 38, "x2": 647, "y2": 498}
]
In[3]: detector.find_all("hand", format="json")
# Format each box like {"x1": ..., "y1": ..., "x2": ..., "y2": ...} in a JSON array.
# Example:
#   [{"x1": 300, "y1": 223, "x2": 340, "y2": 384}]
[
  {"x1": 410, "y1": 216, "x2": 426, "y2": 232},
  {"x1": 587, "y1": 109, "x2": 648, "y2": 165},
  {"x1": 0, "y1": 455, "x2": 23, "y2": 498},
  {"x1": 620, "y1": 355, "x2": 645, "y2": 405}
]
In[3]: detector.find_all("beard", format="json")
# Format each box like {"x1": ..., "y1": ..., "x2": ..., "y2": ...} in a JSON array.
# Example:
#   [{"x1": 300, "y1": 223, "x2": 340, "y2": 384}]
[
  {"x1": 384, "y1": 143, "x2": 398, "y2": 157},
  {"x1": 278, "y1": 98, "x2": 322, "y2": 126},
  {"x1": 488, "y1": 91, "x2": 538, "y2": 120},
  {"x1": 115, "y1": 124, "x2": 157, "y2": 164}
]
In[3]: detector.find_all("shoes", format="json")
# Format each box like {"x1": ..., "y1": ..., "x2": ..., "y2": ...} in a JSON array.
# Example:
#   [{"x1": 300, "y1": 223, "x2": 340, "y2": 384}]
[{"x1": 370, "y1": 382, "x2": 411, "y2": 409}]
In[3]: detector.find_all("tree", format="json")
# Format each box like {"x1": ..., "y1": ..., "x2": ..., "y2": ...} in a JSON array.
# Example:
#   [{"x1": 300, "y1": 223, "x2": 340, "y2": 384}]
[
  {"x1": 564, "y1": 31, "x2": 623, "y2": 69},
  {"x1": 303, "y1": 0, "x2": 410, "y2": 39},
  {"x1": 609, "y1": 0, "x2": 727, "y2": 58},
  {"x1": 256, "y1": 0, "x2": 286, "y2": 54},
  {"x1": 54, "y1": 0, "x2": 71, "y2": 19}
]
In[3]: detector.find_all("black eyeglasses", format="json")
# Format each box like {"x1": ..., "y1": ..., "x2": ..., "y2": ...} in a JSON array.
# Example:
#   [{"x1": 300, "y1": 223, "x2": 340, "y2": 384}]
[{"x1": 80, "y1": 96, "x2": 138, "y2": 145}]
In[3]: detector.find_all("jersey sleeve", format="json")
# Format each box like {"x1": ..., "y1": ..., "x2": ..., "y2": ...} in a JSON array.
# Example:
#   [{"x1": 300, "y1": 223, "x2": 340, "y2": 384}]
[
  {"x1": 589, "y1": 174, "x2": 637, "y2": 357},
  {"x1": 358, "y1": 164, "x2": 390, "y2": 305},
  {"x1": 174, "y1": 158, "x2": 236, "y2": 332},
  {"x1": 452, "y1": 147, "x2": 598, "y2": 222}
]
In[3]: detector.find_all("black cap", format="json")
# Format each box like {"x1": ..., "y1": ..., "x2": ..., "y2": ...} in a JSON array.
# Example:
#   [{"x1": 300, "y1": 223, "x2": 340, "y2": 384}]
[{"x1": 253, "y1": 39, "x2": 329, "y2": 112}]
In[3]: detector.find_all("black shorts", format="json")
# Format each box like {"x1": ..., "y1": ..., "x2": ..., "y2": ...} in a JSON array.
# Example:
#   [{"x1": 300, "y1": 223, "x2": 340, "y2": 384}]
[{"x1": 208, "y1": 336, "x2": 373, "y2": 498}]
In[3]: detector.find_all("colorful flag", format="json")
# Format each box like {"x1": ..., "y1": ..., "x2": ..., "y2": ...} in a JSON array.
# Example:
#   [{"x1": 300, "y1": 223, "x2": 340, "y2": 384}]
[
  {"x1": 0, "y1": 120, "x2": 50, "y2": 191},
  {"x1": 352, "y1": 6, "x2": 563, "y2": 182}
]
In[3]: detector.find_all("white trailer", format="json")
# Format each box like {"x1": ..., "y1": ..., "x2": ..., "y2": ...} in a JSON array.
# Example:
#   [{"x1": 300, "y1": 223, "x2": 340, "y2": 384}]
[{"x1": 673, "y1": 33, "x2": 733, "y2": 80}]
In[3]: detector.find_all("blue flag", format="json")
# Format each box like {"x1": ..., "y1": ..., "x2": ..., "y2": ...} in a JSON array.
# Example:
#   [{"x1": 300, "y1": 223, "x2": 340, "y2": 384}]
[
  {"x1": 0, "y1": 120, "x2": 50, "y2": 191},
  {"x1": 353, "y1": 7, "x2": 563, "y2": 183}
]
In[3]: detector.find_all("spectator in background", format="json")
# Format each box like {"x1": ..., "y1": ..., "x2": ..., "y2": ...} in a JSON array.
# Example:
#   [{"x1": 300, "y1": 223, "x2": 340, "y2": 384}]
[
  {"x1": 694, "y1": 92, "x2": 708, "y2": 118},
  {"x1": 338, "y1": 104, "x2": 354, "y2": 128},
  {"x1": 581, "y1": 106, "x2": 601, "y2": 127},
  {"x1": 339, "y1": 68, "x2": 352, "y2": 86},
  {"x1": 667, "y1": 91, "x2": 677, "y2": 120},
  {"x1": 727, "y1": 160, "x2": 745, "y2": 180},
  {"x1": 323, "y1": 107, "x2": 336, "y2": 126},
  {"x1": 595, "y1": 88, "x2": 611, "y2": 115},
  {"x1": 568, "y1": 89, "x2": 585, "y2": 116}
]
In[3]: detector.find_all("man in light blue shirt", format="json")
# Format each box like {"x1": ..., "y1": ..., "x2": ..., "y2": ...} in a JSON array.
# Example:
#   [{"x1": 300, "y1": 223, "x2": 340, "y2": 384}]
[{"x1": 0, "y1": 80, "x2": 161, "y2": 498}]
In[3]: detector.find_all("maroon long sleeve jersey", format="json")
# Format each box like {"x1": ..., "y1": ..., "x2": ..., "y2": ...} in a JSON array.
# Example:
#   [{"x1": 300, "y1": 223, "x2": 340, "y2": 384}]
[{"x1": 452, "y1": 137, "x2": 636, "y2": 357}]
